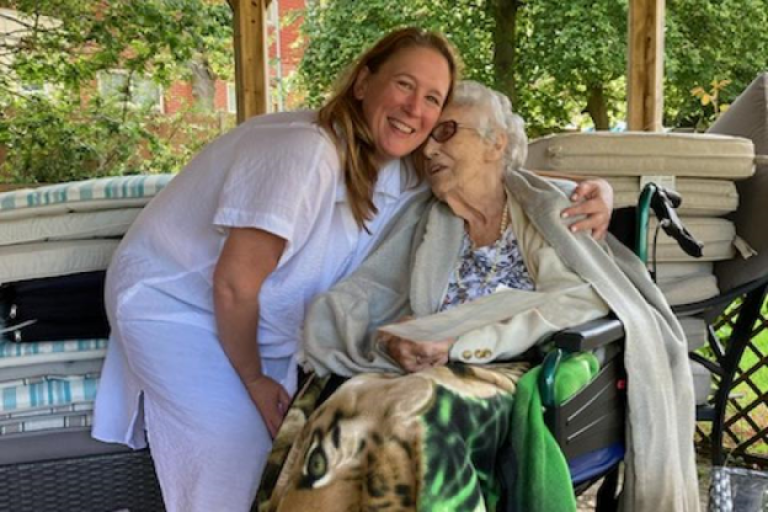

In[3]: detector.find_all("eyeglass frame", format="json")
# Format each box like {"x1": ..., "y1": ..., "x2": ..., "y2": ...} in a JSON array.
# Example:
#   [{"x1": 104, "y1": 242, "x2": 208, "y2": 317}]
[{"x1": 428, "y1": 120, "x2": 488, "y2": 143}]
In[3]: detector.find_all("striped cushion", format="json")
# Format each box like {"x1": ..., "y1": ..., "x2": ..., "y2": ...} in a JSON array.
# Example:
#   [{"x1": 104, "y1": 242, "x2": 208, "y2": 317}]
[
  {"x1": 0, "y1": 174, "x2": 174, "y2": 220},
  {"x1": 0, "y1": 374, "x2": 99, "y2": 413},
  {"x1": 0, "y1": 338, "x2": 108, "y2": 369},
  {"x1": 1, "y1": 359, "x2": 105, "y2": 382},
  {"x1": 0, "y1": 406, "x2": 93, "y2": 436}
]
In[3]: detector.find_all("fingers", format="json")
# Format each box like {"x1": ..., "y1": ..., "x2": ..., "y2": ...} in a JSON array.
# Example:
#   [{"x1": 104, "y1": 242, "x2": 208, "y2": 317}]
[
  {"x1": 401, "y1": 339, "x2": 453, "y2": 373},
  {"x1": 569, "y1": 181, "x2": 599, "y2": 202},
  {"x1": 566, "y1": 213, "x2": 609, "y2": 236},
  {"x1": 277, "y1": 386, "x2": 291, "y2": 416},
  {"x1": 265, "y1": 411, "x2": 280, "y2": 439},
  {"x1": 562, "y1": 179, "x2": 613, "y2": 239},
  {"x1": 248, "y1": 376, "x2": 290, "y2": 439}
]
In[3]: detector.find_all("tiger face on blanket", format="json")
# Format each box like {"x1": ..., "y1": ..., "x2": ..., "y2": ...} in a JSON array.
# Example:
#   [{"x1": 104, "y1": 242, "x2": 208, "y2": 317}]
[{"x1": 265, "y1": 363, "x2": 527, "y2": 512}]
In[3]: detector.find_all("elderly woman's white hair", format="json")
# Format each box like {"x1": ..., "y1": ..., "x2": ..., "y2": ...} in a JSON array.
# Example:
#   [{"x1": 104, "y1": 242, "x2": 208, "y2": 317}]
[{"x1": 450, "y1": 80, "x2": 528, "y2": 173}]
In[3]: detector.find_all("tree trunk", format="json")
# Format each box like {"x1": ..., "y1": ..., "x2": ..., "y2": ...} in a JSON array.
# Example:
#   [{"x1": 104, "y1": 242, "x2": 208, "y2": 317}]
[
  {"x1": 586, "y1": 84, "x2": 610, "y2": 130},
  {"x1": 491, "y1": 0, "x2": 520, "y2": 105},
  {"x1": 190, "y1": 56, "x2": 216, "y2": 112}
]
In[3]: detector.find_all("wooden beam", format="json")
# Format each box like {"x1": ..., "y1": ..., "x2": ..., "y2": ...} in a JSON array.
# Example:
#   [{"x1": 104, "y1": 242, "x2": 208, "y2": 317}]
[
  {"x1": 627, "y1": 0, "x2": 665, "y2": 132},
  {"x1": 232, "y1": 0, "x2": 269, "y2": 123}
]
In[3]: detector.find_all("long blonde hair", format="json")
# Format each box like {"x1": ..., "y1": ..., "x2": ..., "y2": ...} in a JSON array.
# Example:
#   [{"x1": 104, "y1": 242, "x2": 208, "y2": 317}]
[{"x1": 318, "y1": 28, "x2": 460, "y2": 230}]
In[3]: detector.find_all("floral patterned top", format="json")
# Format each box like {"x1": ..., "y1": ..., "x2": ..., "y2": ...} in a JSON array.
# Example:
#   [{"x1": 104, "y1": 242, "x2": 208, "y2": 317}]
[{"x1": 439, "y1": 226, "x2": 534, "y2": 312}]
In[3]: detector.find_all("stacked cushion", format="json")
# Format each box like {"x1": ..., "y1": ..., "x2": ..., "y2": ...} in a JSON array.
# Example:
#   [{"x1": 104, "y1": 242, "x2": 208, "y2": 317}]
[
  {"x1": 526, "y1": 131, "x2": 754, "y2": 178},
  {"x1": 0, "y1": 174, "x2": 174, "y2": 440},
  {"x1": 527, "y1": 131, "x2": 756, "y2": 308},
  {"x1": 527, "y1": 130, "x2": 759, "y2": 406},
  {"x1": 0, "y1": 209, "x2": 142, "y2": 247},
  {"x1": 609, "y1": 177, "x2": 738, "y2": 216}
]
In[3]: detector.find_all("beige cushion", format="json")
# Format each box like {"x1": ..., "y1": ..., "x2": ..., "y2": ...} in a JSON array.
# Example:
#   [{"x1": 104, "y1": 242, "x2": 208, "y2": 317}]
[
  {"x1": 648, "y1": 217, "x2": 735, "y2": 262},
  {"x1": 690, "y1": 360, "x2": 713, "y2": 406},
  {"x1": 658, "y1": 274, "x2": 719, "y2": 306},
  {"x1": 0, "y1": 239, "x2": 119, "y2": 283},
  {"x1": 526, "y1": 132, "x2": 755, "y2": 179},
  {"x1": 708, "y1": 74, "x2": 768, "y2": 291},
  {"x1": 654, "y1": 261, "x2": 714, "y2": 280},
  {"x1": 608, "y1": 177, "x2": 738, "y2": 216},
  {"x1": 0, "y1": 209, "x2": 141, "y2": 247},
  {"x1": 678, "y1": 316, "x2": 708, "y2": 351}
]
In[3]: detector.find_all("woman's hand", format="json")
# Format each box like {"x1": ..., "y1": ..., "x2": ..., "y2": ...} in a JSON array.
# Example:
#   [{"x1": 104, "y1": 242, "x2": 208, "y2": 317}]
[
  {"x1": 561, "y1": 178, "x2": 614, "y2": 239},
  {"x1": 245, "y1": 374, "x2": 292, "y2": 439},
  {"x1": 378, "y1": 330, "x2": 454, "y2": 373}
]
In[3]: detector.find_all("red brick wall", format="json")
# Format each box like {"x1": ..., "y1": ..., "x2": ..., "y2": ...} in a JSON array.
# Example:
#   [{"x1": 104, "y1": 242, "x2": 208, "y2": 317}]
[
  {"x1": 275, "y1": 0, "x2": 305, "y2": 76},
  {"x1": 163, "y1": 81, "x2": 194, "y2": 115},
  {"x1": 214, "y1": 80, "x2": 230, "y2": 112},
  {"x1": 270, "y1": 0, "x2": 306, "y2": 109}
]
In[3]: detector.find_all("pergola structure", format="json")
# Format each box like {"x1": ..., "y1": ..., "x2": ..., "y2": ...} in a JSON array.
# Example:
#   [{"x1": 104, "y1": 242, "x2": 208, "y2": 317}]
[{"x1": 230, "y1": 0, "x2": 666, "y2": 131}]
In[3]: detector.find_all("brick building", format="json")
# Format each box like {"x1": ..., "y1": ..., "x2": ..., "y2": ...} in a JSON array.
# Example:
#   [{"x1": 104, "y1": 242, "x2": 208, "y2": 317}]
[
  {"x1": 163, "y1": 0, "x2": 306, "y2": 117},
  {"x1": 0, "y1": 1, "x2": 306, "y2": 180}
]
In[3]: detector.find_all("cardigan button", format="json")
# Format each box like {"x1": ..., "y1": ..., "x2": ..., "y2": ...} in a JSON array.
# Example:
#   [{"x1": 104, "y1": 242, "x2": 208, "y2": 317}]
[
  {"x1": 462, "y1": 350, "x2": 473, "y2": 360},
  {"x1": 474, "y1": 349, "x2": 485, "y2": 359}
]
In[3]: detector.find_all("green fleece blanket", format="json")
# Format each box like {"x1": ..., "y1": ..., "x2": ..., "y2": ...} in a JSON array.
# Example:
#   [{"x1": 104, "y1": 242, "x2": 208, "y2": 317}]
[{"x1": 257, "y1": 355, "x2": 597, "y2": 511}]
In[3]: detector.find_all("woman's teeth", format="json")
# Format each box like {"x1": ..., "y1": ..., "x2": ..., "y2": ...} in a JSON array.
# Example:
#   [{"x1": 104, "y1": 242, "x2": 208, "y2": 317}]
[{"x1": 390, "y1": 118, "x2": 415, "y2": 134}]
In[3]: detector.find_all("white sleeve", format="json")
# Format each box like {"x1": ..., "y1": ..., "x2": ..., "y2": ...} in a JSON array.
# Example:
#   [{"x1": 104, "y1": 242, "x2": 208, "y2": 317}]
[{"x1": 212, "y1": 128, "x2": 338, "y2": 261}]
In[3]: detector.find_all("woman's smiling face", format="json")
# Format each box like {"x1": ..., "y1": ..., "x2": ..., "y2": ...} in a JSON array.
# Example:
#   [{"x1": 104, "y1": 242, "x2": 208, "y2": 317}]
[{"x1": 354, "y1": 46, "x2": 452, "y2": 164}]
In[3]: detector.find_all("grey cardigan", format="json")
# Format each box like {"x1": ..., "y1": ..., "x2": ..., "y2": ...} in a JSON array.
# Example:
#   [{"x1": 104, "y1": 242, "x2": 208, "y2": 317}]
[{"x1": 302, "y1": 170, "x2": 700, "y2": 512}]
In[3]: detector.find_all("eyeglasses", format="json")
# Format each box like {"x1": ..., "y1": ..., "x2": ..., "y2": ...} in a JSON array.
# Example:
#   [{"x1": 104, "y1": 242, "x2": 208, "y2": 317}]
[{"x1": 429, "y1": 120, "x2": 485, "y2": 143}]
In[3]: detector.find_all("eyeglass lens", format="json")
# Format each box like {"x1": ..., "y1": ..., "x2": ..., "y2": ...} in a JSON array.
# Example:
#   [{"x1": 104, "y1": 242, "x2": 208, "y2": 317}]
[{"x1": 431, "y1": 120, "x2": 458, "y2": 143}]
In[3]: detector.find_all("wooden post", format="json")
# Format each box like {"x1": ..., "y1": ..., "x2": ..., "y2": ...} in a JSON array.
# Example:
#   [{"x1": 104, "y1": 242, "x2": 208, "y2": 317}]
[
  {"x1": 627, "y1": 0, "x2": 665, "y2": 132},
  {"x1": 232, "y1": 0, "x2": 269, "y2": 123}
]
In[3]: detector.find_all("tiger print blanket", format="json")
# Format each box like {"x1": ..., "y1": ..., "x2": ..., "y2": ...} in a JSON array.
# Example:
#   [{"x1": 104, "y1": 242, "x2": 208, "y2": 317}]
[{"x1": 255, "y1": 362, "x2": 570, "y2": 512}]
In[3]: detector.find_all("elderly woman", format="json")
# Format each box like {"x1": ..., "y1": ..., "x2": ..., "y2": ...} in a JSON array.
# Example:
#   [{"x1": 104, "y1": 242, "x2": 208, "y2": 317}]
[{"x1": 265, "y1": 82, "x2": 699, "y2": 512}]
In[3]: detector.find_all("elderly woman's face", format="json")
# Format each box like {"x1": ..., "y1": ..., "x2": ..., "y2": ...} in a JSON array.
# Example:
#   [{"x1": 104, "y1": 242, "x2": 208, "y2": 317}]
[
  {"x1": 354, "y1": 47, "x2": 451, "y2": 164},
  {"x1": 423, "y1": 104, "x2": 501, "y2": 200}
]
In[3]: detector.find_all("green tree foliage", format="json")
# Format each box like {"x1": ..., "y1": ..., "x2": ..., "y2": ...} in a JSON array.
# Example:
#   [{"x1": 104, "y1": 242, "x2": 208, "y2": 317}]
[
  {"x1": 0, "y1": 0, "x2": 233, "y2": 183},
  {"x1": 514, "y1": 0, "x2": 628, "y2": 135},
  {"x1": 296, "y1": 0, "x2": 768, "y2": 135},
  {"x1": 297, "y1": 0, "x2": 494, "y2": 107},
  {"x1": 665, "y1": 0, "x2": 768, "y2": 130}
]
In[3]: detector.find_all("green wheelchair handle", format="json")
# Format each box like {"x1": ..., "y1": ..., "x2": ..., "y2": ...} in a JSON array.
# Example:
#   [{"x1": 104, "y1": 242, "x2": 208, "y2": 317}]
[
  {"x1": 635, "y1": 183, "x2": 656, "y2": 265},
  {"x1": 540, "y1": 348, "x2": 565, "y2": 409}
]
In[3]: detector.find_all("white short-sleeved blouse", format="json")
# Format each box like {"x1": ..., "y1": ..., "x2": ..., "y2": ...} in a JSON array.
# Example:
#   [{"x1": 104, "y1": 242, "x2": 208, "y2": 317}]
[{"x1": 106, "y1": 110, "x2": 425, "y2": 358}]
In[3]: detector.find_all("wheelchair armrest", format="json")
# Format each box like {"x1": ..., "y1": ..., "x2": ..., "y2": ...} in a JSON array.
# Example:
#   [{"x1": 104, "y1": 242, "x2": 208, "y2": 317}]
[{"x1": 551, "y1": 317, "x2": 625, "y2": 353}]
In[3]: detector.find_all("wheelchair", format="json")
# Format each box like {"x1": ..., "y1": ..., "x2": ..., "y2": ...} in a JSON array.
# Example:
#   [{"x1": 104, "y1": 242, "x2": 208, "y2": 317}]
[
  {"x1": 540, "y1": 173, "x2": 768, "y2": 511},
  {"x1": 253, "y1": 182, "x2": 717, "y2": 512}
]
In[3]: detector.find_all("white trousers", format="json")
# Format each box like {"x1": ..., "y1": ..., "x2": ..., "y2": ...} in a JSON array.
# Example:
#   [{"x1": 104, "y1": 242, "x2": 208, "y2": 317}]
[{"x1": 93, "y1": 319, "x2": 297, "y2": 512}]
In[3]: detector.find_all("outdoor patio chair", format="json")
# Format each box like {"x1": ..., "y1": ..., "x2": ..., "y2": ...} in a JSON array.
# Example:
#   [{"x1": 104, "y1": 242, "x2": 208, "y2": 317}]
[
  {"x1": 0, "y1": 430, "x2": 164, "y2": 511},
  {"x1": 699, "y1": 72, "x2": 768, "y2": 468}
]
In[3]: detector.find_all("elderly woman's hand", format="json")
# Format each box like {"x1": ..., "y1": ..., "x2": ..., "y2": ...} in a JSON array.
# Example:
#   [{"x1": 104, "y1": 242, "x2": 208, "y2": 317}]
[
  {"x1": 378, "y1": 330, "x2": 454, "y2": 373},
  {"x1": 561, "y1": 178, "x2": 614, "y2": 239}
]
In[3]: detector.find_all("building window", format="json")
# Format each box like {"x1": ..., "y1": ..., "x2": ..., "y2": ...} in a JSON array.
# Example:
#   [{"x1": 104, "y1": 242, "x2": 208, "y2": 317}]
[
  {"x1": 98, "y1": 71, "x2": 164, "y2": 112},
  {"x1": 19, "y1": 81, "x2": 52, "y2": 96},
  {"x1": 227, "y1": 82, "x2": 237, "y2": 114},
  {"x1": 267, "y1": 0, "x2": 279, "y2": 26}
]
